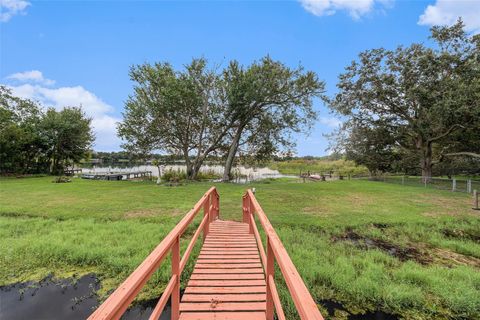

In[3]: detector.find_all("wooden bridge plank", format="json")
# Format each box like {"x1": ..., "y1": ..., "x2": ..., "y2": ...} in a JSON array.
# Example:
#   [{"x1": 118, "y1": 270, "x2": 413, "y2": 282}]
[
  {"x1": 179, "y1": 312, "x2": 266, "y2": 320},
  {"x1": 190, "y1": 274, "x2": 265, "y2": 280},
  {"x1": 181, "y1": 293, "x2": 266, "y2": 302},
  {"x1": 184, "y1": 286, "x2": 266, "y2": 294},
  {"x1": 187, "y1": 279, "x2": 266, "y2": 287},
  {"x1": 180, "y1": 219, "x2": 267, "y2": 319},
  {"x1": 198, "y1": 255, "x2": 260, "y2": 259},
  {"x1": 196, "y1": 259, "x2": 261, "y2": 264},
  {"x1": 192, "y1": 268, "x2": 264, "y2": 274},
  {"x1": 180, "y1": 302, "x2": 266, "y2": 312}
]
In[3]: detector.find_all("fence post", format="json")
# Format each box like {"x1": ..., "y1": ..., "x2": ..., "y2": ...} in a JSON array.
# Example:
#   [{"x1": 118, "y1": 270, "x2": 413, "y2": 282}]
[
  {"x1": 474, "y1": 190, "x2": 479, "y2": 210},
  {"x1": 467, "y1": 179, "x2": 472, "y2": 193},
  {"x1": 452, "y1": 178, "x2": 457, "y2": 192},
  {"x1": 171, "y1": 236, "x2": 180, "y2": 320},
  {"x1": 402, "y1": 176, "x2": 405, "y2": 185},
  {"x1": 265, "y1": 238, "x2": 274, "y2": 320}
]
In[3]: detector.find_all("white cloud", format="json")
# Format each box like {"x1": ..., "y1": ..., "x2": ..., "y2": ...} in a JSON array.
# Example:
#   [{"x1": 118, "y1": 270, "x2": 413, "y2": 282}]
[
  {"x1": 418, "y1": 0, "x2": 480, "y2": 34},
  {"x1": 319, "y1": 116, "x2": 342, "y2": 128},
  {"x1": 299, "y1": 0, "x2": 393, "y2": 19},
  {"x1": 5, "y1": 73, "x2": 122, "y2": 151},
  {"x1": 0, "y1": 0, "x2": 30, "y2": 22},
  {"x1": 6, "y1": 70, "x2": 55, "y2": 86}
]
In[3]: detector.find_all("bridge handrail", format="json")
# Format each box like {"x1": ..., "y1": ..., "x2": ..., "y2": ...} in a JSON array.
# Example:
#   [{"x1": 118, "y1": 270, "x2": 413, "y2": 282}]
[
  {"x1": 243, "y1": 189, "x2": 324, "y2": 320},
  {"x1": 88, "y1": 187, "x2": 219, "y2": 320}
]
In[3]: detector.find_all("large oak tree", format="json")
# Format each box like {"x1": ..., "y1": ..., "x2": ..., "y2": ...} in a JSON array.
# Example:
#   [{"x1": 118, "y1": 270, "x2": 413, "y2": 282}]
[
  {"x1": 330, "y1": 21, "x2": 480, "y2": 180},
  {"x1": 220, "y1": 57, "x2": 325, "y2": 181},
  {"x1": 119, "y1": 57, "x2": 324, "y2": 180}
]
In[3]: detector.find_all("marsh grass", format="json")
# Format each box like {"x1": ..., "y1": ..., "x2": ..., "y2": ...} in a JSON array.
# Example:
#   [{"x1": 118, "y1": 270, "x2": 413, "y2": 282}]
[{"x1": 1, "y1": 177, "x2": 479, "y2": 318}]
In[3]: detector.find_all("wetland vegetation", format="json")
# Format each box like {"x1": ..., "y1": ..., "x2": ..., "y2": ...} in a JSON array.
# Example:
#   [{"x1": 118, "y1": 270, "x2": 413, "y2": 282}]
[{"x1": 1, "y1": 177, "x2": 479, "y2": 319}]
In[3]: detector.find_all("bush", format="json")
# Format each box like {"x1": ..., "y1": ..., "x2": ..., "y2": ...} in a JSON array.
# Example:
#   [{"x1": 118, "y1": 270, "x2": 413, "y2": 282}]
[{"x1": 161, "y1": 169, "x2": 187, "y2": 183}]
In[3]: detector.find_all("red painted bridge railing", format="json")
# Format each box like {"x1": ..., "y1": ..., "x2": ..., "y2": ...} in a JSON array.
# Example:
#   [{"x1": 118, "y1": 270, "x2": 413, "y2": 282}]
[
  {"x1": 89, "y1": 187, "x2": 323, "y2": 320},
  {"x1": 88, "y1": 187, "x2": 219, "y2": 320},
  {"x1": 243, "y1": 189, "x2": 324, "y2": 320}
]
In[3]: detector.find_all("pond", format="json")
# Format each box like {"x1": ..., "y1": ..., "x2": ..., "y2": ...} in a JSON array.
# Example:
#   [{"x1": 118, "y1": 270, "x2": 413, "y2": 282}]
[
  {"x1": 0, "y1": 274, "x2": 170, "y2": 320},
  {"x1": 81, "y1": 164, "x2": 294, "y2": 182}
]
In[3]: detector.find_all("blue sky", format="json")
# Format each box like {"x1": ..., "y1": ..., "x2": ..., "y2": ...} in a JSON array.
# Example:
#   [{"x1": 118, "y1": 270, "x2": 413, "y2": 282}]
[{"x1": 1, "y1": 0, "x2": 479, "y2": 155}]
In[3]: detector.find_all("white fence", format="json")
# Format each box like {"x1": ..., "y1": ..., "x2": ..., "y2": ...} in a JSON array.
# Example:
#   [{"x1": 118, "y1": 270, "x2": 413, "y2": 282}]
[{"x1": 361, "y1": 176, "x2": 480, "y2": 193}]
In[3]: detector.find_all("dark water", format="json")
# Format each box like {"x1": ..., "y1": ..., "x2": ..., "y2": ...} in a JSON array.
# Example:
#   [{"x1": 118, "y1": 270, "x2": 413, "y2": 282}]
[{"x1": 0, "y1": 274, "x2": 170, "y2": 320}]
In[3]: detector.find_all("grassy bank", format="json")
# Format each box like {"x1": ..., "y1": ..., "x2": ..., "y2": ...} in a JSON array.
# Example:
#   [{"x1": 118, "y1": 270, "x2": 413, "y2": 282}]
[{"x1": 1, "y1": 177, "x2": 479, "y2": 319}]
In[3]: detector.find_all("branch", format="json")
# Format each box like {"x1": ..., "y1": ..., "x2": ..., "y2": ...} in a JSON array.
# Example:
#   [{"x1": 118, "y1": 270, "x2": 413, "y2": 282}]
[
  {"x1": 427, "y1": 124, "x2": 465, "y2": 143},
  {"x1": 444, "y1": 152, "x2": 480, "y2": 159}
]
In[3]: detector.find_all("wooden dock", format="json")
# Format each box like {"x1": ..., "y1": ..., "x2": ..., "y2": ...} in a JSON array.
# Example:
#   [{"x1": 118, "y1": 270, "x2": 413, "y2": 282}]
[
  {"x1": 81, "y1": 171, "x2": 152, "y2": 181},
  {"x1": 88, "y1": 187, "x2": 324, "y2": 320}
]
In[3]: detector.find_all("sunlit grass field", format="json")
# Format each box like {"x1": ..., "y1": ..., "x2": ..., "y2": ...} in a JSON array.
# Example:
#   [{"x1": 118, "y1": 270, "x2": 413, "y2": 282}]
[{"x1": 1, "y1": 177, "x2": 479, "y2": 319}]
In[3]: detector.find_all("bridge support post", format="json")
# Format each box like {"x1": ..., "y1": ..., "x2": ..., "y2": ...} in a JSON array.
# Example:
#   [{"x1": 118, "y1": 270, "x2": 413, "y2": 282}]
[
  {"x1": 266, "y1": 239, "x2": 275, "y2": 320},
  {"x1": 203, "y1": 196, "x2": 210, "y2": 242},
  {"x1": 242, "y1": 197, "x2": 249, "y2": 223},
  {"x1": 249, "y1": 198, "x2": 255, "y2": 234},
  {"x1": 171, "y1": 236, "x2": 180, "y2": 320},
  {"x1": 214, "y1": 193, "x2": 220, "y2": 220}
]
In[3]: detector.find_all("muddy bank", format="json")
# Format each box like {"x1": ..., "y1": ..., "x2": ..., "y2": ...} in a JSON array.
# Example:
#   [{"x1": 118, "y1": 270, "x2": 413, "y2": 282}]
[
  {"x1": 319, "y1": 299, "x2": 399, "y2": 320},
  {"x1": 0, "y1": 274, "x2": 170, "y2": 320},
  {"x1": 333, "y1": 227, "x2": 480, "y2": 268},
  {"x1": 442, "y1": 228, "x2": 480, "y2": 242},
  {"x1": 332, "y1": 229, "x2": 432, "y2": 265}
]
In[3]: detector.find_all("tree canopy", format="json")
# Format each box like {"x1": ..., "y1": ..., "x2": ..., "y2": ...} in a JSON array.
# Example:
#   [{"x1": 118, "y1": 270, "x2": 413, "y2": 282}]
[
  {"x1": 119, "y1": 56, "x2": 324, "y2": 180},
  {"x1": 330, "y1": 20, "x2": 480, "y2": 179},
  {"x1": 0, "y1": 86, "x2": 94, "y2": 175}
]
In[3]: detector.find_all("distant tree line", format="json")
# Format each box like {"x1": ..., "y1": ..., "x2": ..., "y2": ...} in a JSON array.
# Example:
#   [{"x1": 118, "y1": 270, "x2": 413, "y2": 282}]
[
  {"x1": 0, "y1": 86, "x2": 94, "y2": 175},
  {"x1": 118, "y1": 56, "x2": 325, "y2": 181},
  {"x1": 330, "y1": 21, "x2": 480, "y2": 180}
]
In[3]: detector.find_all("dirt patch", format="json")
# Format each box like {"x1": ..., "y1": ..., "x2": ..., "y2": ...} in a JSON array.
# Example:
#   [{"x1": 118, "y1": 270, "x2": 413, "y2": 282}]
[
  {"x1": 442, "y1": 228, "x2": 480, "y2": 242},
  {"x1": 348, "y1": 194, "x2": 375, "y2": 207},
  {"x1": 333, "y1": 229, "x2": 480, "y2": 268},
  {"x1": 302, "y1": 206, "x2": 330, "y2": 215},
  {"x1": 372, "y1": 223, "x2": 390, "y2": 229},
  {"x1": 431, "y1": 248, "x2": 480, "y2": 268},
  {"x1": 415, "y1": 194, "x2": 472, "y2": 217},
  {"x1": 124, "y1": 208, "x2": 182, "y2": 218},
  {"x1": 332, "y1": 230, "x2": 432, "y2": 265}
]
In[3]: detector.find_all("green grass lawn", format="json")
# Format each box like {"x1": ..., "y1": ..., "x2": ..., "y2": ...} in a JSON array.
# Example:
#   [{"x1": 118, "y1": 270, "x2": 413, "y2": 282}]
[{"x1": 1, "y1": 177, "x2": 479, "y2": 319}]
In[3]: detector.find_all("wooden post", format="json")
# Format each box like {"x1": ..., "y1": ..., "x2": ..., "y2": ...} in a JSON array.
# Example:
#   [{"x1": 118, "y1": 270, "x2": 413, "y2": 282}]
[
  {"x1": 402, "y1": 176, "x2": 405, "y2": 185},
  {"x1": 265, "y1": 239, "x2": 275, "y2": 320},
  {"x1": 215, "y1": 193, "x2": 220, "y2": 220},
  {"x1": 452, "y1": 178, "x2": 457, "y2": 192},
  {"x1": 203, "y1": 196, "x2": 210, "y2": 243},
  {"x1": 242, "y1": 197, "x2": 249, "y2": 223},
  {"x1": 473, "y1": 190, "x2": 479, "y2": 210},
  {"x1": 467, "y1": 179, "x2": 472, "y2": 193},
  {"x1": 171, "y1": 236, "x2": 180, "y2": 320},
  {"x1": 249, "y1": 196, "x2": 254, "y2": 234},
  {"x1": 209, "y1": 194, "x2": 214, "y2": 222}
]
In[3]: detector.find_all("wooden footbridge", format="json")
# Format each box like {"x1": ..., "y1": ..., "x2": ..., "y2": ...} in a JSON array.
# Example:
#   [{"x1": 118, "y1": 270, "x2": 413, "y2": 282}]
[{"x1": 89, "y1": 187, "x2": 323, "y2": 320}]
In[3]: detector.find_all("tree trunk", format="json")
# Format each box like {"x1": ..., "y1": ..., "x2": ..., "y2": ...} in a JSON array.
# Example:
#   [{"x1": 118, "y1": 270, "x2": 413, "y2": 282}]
[
  {"x1": 420, "y1": 142, "x2": 433, "y2": 183},
  {"x1": 222, "y1": 127, "x2": 244, "y2": 182},
  {"x1": 190, "y1": 157, "x2": 204, "y2": 180},
  {"x1": 184, "y1": 150, "x2": 193, "y2": 180}
]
